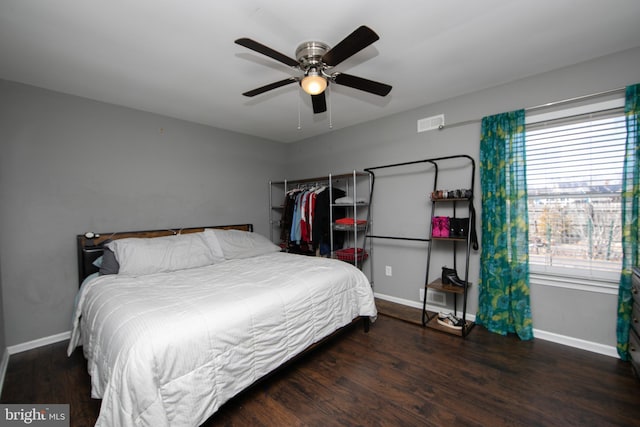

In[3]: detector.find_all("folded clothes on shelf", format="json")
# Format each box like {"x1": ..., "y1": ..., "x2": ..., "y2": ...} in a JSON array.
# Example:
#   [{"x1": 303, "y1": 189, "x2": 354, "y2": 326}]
[
  {"x1": 335, "y1": 196, "x2": 367, "y2": 204},
  {"x1": 335, "y1": 217, "x2": 367, "y2": 225}
]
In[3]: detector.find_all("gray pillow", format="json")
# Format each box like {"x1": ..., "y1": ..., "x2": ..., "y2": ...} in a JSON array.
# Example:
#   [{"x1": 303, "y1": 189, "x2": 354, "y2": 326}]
[{"x1": 99, "y1": 242, "x2": 120, "y2": 275}]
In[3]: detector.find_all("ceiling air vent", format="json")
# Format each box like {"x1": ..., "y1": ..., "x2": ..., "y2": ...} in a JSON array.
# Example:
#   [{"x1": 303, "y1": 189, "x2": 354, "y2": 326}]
[{"x1": 417, "y1": 114, "x2": 445, "y2": 133}]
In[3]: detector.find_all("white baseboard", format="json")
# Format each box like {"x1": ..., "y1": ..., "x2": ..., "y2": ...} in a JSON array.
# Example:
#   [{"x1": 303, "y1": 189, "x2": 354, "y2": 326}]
[
  {"x1": 374, "y1": 292, "x2": 616, "y2": 358},
  {"x1": 0, "y1": 347, "x2": 9, "y2": 396},
  {"x1": 375, "y1": 292, "x2": 422, "y2": 309},
  {"x1": 7, "y1": 331, "x2": 71, "y2": 355},
  {"x1": 532, "y1": 329, "x2": 618, "y2": 358}
]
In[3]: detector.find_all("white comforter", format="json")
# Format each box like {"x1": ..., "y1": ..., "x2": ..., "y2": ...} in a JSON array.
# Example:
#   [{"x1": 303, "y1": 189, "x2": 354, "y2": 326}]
[{"x1": 68, "y1": 252, "x2": 377, "y2": 427}]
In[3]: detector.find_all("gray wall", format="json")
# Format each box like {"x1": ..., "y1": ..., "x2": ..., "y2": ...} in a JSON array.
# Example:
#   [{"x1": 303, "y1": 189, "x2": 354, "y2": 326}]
[
  {"x1": 0, "y1": 260, "x2": 5, "y2": 356},
  {"x1": 287, "y1": 47, "x2": 640, "y2": 348},
  {"x1": 0, "y1": 80, "x2": 287, "y2": 346}
]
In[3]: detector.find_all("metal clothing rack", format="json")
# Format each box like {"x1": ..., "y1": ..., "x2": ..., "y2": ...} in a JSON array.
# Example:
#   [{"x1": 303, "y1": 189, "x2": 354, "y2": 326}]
[
  {"x1": 364, "y1": 155, "x2": 476, "y2": 336},
  {"x1": 269, "y1": 171, "x2": 373, "y2": 276}
]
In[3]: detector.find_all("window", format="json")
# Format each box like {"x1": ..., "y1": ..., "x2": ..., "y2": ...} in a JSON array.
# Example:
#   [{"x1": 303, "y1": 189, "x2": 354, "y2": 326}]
[{"x1": 525, "y1": 99, "x2": 626, "y2": 281}]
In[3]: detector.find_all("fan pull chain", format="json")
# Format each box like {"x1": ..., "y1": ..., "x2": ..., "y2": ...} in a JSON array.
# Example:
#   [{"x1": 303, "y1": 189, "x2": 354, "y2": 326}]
[
  {"x1": 328, "y1": 85, "x2": 333, "y2": 129},
  {"x1": 297, "y1": 88, "x2": 302, "y2": 130}
]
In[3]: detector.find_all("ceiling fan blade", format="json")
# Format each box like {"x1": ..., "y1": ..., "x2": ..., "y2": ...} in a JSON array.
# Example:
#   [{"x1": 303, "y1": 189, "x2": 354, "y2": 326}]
[
  {"x1": 235, "y1": 38, "x2": 299, "y2": 67},
  {"x1": 242, "y1": 78, "x2": 297, "y2": 97},
  {"x1": 333, "y1": 73, "x2": 392, "y2": 96},
  {"x1": 322, "y1": 26, "x2": 380, "y2": 67},
  {"x1": 311, "y1": 92, "x2": 327, "y2": 114}
]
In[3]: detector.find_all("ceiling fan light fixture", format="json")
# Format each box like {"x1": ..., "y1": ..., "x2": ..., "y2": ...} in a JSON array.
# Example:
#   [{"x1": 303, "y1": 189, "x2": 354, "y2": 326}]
[
  {"x1": 236, "y1": 26, "x2": 392, "y2": 113},
  {"x1": 301, "y1": 71, "x2": 327, "y2": 95}
]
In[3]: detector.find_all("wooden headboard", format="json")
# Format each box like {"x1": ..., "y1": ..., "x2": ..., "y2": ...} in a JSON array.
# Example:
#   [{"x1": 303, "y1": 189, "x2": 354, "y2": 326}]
[{"x1": 76, "y1": 224, "x2": 253, "y2": 286}]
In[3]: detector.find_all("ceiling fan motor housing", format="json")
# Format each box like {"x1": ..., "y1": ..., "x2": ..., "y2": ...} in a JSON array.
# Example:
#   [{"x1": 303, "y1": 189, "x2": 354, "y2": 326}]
[{"x1": 296, "y1": 41, "x2": 330, "y2": 72}]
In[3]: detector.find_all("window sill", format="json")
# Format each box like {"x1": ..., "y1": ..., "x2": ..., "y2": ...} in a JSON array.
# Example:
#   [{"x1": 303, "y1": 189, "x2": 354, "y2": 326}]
[{"x1": 529, "y1": 271, "x2": 619, "y2": 295}]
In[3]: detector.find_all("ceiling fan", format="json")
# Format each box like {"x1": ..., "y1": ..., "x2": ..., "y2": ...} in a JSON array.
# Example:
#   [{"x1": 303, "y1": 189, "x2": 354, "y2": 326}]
[{"x1": 235, "y1": 25, "x2": 392, "y2": 114}]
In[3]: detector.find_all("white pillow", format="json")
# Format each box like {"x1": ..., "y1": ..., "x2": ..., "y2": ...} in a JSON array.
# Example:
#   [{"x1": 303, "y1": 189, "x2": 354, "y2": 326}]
[
  {"x1": 200, "y1": 229, "x2": 225, "y2": 261},
  {"x1": 107, "y1": 232, "x2": 221, "y2": 275},
  {"x1": 202, "y1": 229, "x2": 280, "y2": 260}
]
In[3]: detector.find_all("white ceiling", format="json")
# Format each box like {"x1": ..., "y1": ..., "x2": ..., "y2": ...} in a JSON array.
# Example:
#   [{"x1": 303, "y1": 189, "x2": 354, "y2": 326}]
[{"x1": 1, "y1": 1, "x2": 639, "y2": 143}]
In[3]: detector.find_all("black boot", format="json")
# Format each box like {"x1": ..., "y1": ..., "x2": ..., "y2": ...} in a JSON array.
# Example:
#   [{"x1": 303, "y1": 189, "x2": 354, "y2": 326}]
[
  {"x1": 441, "y1": 267, "x2": 467, "y2": 287},
  {"x1": 447, "y1": 273, "x2": 467, "y2": 287}
]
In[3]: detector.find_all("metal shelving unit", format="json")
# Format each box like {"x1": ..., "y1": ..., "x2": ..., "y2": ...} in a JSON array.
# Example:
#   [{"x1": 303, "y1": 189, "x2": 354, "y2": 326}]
[{"x1": 269, "y1": 171, "x2": 374, "y2": 280}]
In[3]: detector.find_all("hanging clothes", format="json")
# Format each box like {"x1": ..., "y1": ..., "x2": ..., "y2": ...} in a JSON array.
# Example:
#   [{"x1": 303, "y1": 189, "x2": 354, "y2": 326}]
[
  {"x1": 280, "y1": 185, "x2": 345, "y2": 255},
  {"x1": 312, "y1": 187, "x2": 346, "y2": 253},
  {"x1": 280, "y1": 188, "x2": 300, "y2": 244}
]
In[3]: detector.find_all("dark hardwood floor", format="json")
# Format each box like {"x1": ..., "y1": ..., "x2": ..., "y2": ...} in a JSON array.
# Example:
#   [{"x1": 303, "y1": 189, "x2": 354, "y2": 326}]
[{"x1": 2, "y1": 300, "x2": 639, "y2": 426}]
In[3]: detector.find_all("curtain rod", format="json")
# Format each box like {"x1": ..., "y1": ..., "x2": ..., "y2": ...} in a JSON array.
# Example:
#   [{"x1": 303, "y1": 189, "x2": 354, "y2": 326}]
[{"x1": 438, "y1": 87, "x2": 625, "y2": 130}]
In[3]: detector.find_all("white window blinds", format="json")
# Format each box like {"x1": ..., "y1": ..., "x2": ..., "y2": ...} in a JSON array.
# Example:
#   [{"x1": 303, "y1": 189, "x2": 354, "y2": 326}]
[{"x1": 526, "y1": 107, "x2": 626, "y2": 277}]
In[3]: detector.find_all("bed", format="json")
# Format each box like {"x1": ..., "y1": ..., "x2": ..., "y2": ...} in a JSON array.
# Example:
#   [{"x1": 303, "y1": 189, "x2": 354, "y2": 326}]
[{"x1": 67, "y1": 224, "x2": 377, "y2": 426}]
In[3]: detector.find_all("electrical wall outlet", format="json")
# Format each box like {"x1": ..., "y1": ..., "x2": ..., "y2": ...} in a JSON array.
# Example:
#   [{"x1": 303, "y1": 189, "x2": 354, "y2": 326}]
[
  {"x1": 419, "y1": 288, "x2": 425, "y2": 301},
  {"x1": 385, "y1": 266, "x2": 392, "y2": 276}
]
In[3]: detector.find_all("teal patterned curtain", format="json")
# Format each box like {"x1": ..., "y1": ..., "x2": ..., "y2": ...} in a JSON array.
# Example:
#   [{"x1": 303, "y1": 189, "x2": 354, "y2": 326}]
[
  {"x1": 478, "y1": 109, "x2": 533, "y2": 340},
  {"x1": 616, "y1": 83, "x2": 640, "y2": 360}
]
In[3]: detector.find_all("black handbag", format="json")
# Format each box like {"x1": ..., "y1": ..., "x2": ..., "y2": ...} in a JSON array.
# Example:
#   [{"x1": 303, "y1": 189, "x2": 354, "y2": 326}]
[
  {"x1": 448, "y1": 206, "x2": 479, "y2": 250},
  {"x1": 449, "y1": 217, "x2": 468, "y2": 238}
]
